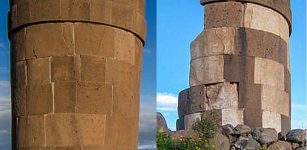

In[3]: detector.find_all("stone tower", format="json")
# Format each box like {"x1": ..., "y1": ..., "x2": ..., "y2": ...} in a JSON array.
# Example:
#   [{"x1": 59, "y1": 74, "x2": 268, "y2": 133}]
[
  {"x1": 177, "y1": 0, "x2": 291, "y2": 133},
  {"x1": 8, "y1": 0, "x2": 145, "y2": 149}
]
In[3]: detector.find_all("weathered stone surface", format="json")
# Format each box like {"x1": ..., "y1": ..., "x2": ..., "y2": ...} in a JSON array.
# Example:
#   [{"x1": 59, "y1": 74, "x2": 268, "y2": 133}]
[
  {"x1": 206, "y1": 82, "x2": 238, "y2": 109},
  {"x1": 190, "y1": 27, "x2": 236, "y2": 60},
  {"x1": 76, "y1": 82, "x2": 112, "y2": 114},
  {"x1": 234, "y1": 125, "x2": 252, "y2": 135},
  {"x1": 178, "y1": 89, "x2": 189, "y2": 118},
  {"x1": 221, "y1": 124, "x2": 234, "y2": 136},
  {"x1": 281, "y1": 115, "x2": 291, "y2": 133},
  {"x1": 204, "y1": 2, "x2": 243, "y2": 28},
  {"x1": 188, "y1": 84, "x2": 208, "y2": 113},
  {"x1": 27, "y1": 57, "x2": 50, "y2": 84},
  {"x1": 26, "y1": 83, "x2": 53, "y2": 115},
  {"x1": 157, "y1": 112, "x2": 170, "y2": 132},
  {"x1": 209, "y1": 132, "x2": 230, "y2": 150},
  {"x1": 114, "y1": 28, "x2": 136, "y2": 65},
  {"x1": 295, "y1": 146, "x2": 307, "y2": 150},
  {"x1": 286, "y1": 129, "x2": 306, "y2": 144},
  {"x1": 234, "y1": 136, "x2": 249, "y2": 149},
  {"x1": 221, "y1": 109, "x2": 244, "y2": 126},
  {"x1": 268, "y1": 141, "x2": 292, "y2": 150},
  {"x1": 258, "y1": 128, "x2": 278, "y2": 144},
  {"x1": 54, "y1": 82, "x2": 76, "y2": 113},
  {"x1": 184, "y1": 113, "x2": 202, "y2": 130},
  {"x1": 190, "y1": 55, "x2": 224, "y2": 86},
  {"x1": 80, "y1": 56, "x2": 106, "y2": 82},
  {"x1": 51, "y1": 56, "x2": 76, "y2": 82},
  {"x1": 262, "y1": 111, "x2": 282, "y2": 133}
]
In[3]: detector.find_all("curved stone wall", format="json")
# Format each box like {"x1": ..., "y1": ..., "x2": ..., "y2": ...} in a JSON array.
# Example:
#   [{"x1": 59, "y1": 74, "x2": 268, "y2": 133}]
[
  {"x1": 177, "y1": 0, "x2": 291, "y2": 133},
  {"x1": 9, "y1": 0, "x2": 145, "y2": 149}
]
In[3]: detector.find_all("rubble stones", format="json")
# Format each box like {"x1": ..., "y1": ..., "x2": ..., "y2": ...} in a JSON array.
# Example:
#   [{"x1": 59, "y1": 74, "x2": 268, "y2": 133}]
[
  {"x1": 286, "y1": 129, "x2": 307, "y2": 144},
  {"x1": 258, "y1": 128, "x2": 279, "y2": 144},
  {"x1": 234, "y1": 124, "x2": 252, "y2": 135},
  {"x1": 268, "y1": 141, "x2": 292, "y2": 150}
]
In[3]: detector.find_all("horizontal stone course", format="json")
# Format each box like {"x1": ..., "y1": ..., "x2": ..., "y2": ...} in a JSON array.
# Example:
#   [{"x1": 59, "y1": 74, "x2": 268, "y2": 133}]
[
  {"x1": 8, "y1": 0, "x2": 146, "y2": 43},
  {"x1": 200, "y1": 0, "x2": 292, "y2": 32},
  {"x1": 204, "y1": 2, "x2": 290, "y2": 39}
]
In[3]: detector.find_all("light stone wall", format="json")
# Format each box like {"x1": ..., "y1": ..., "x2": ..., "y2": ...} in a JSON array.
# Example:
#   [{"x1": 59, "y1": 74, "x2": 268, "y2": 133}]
[
  {"x1": 177, "y1": 0, "x2": 291, "y2": 132},
  {"x1": 9, "y1": 0, "x2": 145, "y2": 149}
]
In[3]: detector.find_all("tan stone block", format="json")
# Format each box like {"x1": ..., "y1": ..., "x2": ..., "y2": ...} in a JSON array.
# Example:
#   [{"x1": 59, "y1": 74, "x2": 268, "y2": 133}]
[
  {"x1": 106, "y1": 59, "x2": 132, "y2": 89},
  {"x1": 188, "y1": 85, "x2": 208, "y2": 114},
  {"x1": 27, "y1": 115, "x2": 45, "y2": 146},
  {"x1": 17, "y1": 117, "x2": 27, "y2": 146},
  {"x1": 137, "y1": 0, "x2": 145, "y2": 15},
  {"x1": 113, "y1": 87, "x2": 133, "y2": 117},
  {"x1": 74, "y1": 23, "x2": 114, "y2": 58},
  {"x1": 114, "y1": 28, "x2": 136, "y2": 64},
  {"x1": 190, "y1": 27, "x2": 236, "y2": 60},
  {"x1": 11, "y1": 29, "x2": 26, "y2": 61},
  {"x1": 262, "y1": 111, "x2": 282, "y2": 133},
  {"x1": 135, "y1": 12, "x2": 147, "y2": 42},
  {"x1": 16, "y1": 0, "x2": 30, "y2": 26},
  {"x1": 189, "y1": 56, "x2": 224, "y2": 86},
  {"x1": 13, "y1": 86, "x2": 27, "y2": 116},
  {"x1": 76, "y1": 82, "x2": 112, "y2": 114},
  {"x1": 29, "y1": 0, "x2": 61, "y2": 22},
  {"x1": 9, "y1": 5, "x2": 18, "y2": 29},
  {"x1": 135, "y1": 38, "x2": 143, "y2": 68},
  {"x1": 244, "y1": 3, "x2": 289, "y2": 42},
  {"x1": 254, "y1": 57, "x2": 284, "y2": 90},
  {"x1": 221, "y1": 109, "x2": 244, "y2": 126},
  {"x1": 27, "y1": 57, "x2": 50, "y2": 84},
  {"x1": 80, "y1": 56, "x2": 106, "y2": 82},
  {"x1": 45, "y1": 114, "x2": 106, "y2": 146},
  {"x1": 60, "y1": 0, "x2": 90, "y2": 20},
  {"x1": 53, "y1": 146, "x2": 82, "y2": 150},
  {"x1": 284, "y1": 68, "x2": 291, "y2": 94},
  {"x1": 54, "y1": 82, "x2": 76, "y2": 113},
  {"x1": 111, "y1": 3, "x2": 137, "y2": 33},
  {"x1": 204, "y1": 2, "x2": 243, "y2": 28},
  {"x1": 90, "y1": 0, "x2": 112, "y2": 23},
  {"x1": 25, "y1": 24, "x2": 74, "y2": 59},
  {"x1": 15, "y1": 61, "x2": 27, "y2": 88},
  {"x1": 261, "y1": 85, "x2": 290, "y2": 116},
  {"x1": 104, "y1": 114, "x2": 136, "y2": 147},
  {"x1": 281, "y1": 115, "x2": 291, "y2": 132},
  {"x1": 26, "y1": 83, "x2": 53, "y2": 115},
  {"x1": 51, "y1": 56, "x2": 76, "y2": 82}
]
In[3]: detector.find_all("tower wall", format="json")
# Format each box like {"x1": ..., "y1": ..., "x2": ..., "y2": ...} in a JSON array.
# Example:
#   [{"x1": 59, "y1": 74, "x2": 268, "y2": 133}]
[
  {"x1": 9, "y1": 0, "x2": 146, "y2": 149},
  {"x1": 177, "y1": 0, "x2": 291, "y2": 133}
]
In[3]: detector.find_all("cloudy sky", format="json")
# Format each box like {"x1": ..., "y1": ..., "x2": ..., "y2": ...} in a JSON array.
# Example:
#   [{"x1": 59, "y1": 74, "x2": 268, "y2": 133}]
[
  {"x1": 157, "y1": 0, "x2": 307, "y2": 131},
  {"x1": 0, "y1": 1, "x2": 156, "y2": 150}
]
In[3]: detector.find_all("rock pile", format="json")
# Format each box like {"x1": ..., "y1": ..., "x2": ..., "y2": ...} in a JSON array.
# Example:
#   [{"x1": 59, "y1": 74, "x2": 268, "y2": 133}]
[{"x1": 213, "y1": 124, "x2": 305, "y2": 150}]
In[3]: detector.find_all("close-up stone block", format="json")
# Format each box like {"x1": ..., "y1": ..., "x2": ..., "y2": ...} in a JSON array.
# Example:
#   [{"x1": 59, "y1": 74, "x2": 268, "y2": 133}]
[
  {"x1": 178, "y1": 89, "x2": 189, "y2": 118},
  {"x1": 114, "y1": 28, "x2": 136, "y2": 65},
  {"x1": 10, "y1": 29, "x2": 26, "y2": 61},
  {"x1": 80, "y1": 56, "x2": 106, "y2": 82},
  {"x1": 190, "y1": 55, "x2": 224, "y2": 86},
  {"x1": 27, "y1": 57, "x2": 50, "y2": 84},
  {"x1": 106, "y1": 59, "x2": 133, "y2": 89},
  {"x1": 113, "y1": 86, "x2": 134, "y2": 117},
  {"x1": 26, "y1": 83, "x2": 53, "y2": 115},
  {"x1": 76, "y1": 82, "x2": 112, "y2": 114},
  {"x1": 54, "y1": 82, "x2": 76, "y2": 113},
  {"x1": 75, "y1": 23, "x2": 114, "y2": 58},
  {"x1": 51, "y1": 56, "x2": 76, "y2": 82},
  {"x1": 262, "y1": 111, "x2": 282, "y2": 133}
]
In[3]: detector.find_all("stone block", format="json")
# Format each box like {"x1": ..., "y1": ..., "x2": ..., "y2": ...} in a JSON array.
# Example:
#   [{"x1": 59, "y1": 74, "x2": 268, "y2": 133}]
[
  {"x1": 45, "y1": 114, "x2": 106, "y2": 146},
  {"x1": 244, "y1": 3, "x2": 289, "y2": 42},
  {"x1": 281, "y1": 115, "x2": 291, "y2": 133},
  {"x1": 178, "y1": 89, "x2": 189, "y2": 118},
  {"x1": 135, "y1": 38, "x2": 143, "y2": 67},
  {"x1": 261, "y1": 85, "x2": 290, "y2": 116},
  {"x1": 190, "y1": 27, "x2": 236, "y2": 60},
  {"x1": 25, "y1": 24, "x2": 74, "y2": 59},
  {"x1": 254, "y1": 57, "x2": 284, "y2": 90},
  {"x1": 15, "y1": 0, "x2": 30, "y2": 26},
  {"x1": 176, "y1": 117, "x2": 185, "y2": 130},
  {"x1": 74, "y1": 23, "x2": 114, "y2": 58},
  {"x1": 113, "y1": 87, "x2": 134, "y2": 117},
  {"x1": 204, "y1": 2, "x2": 243, "y2": 28},
  {"x1": 51, "y1": 56, "x2": 76, "y2": 82},
  {"x1": 80, "y1": 56, "x2": 106, "y2": 82},
  {"x1": 26, "y1": 83, "x2": 53, "y2": 115},
  {"x1": 15, "y1": 61, "x2": 27, "y2": 88},
  {"x1": 184, "y1": 113, "x2": 202, "y2": 130},
  {"x1": 76, "y1": 82, "x2": 112, "y2": 114},
  {"x1": 54, "y1": 82, "x2": 76, "y2": 113},
  {"x1": 221, "y1": 109, "x2": 244, "y2": 127},
  {"x1": 262, "y1": 111, "x2": 282, "y2": 133},
  {"x1": 13, "y1": 86, "x2": 26, "y2": 116},
  {"x1": 11, "y1": 29, "x2": 26, "y2": 61},
  {"x1": 235, "y1": 28, "x2": 288, "y2": 66},
  {"x1": 60, "y1": 0, "x2": 90, "y2": 20},
  {"x1": 114, "y1": 28, "x2": 136, "y2": 65},
  {"x1": 190, "y1": 55, "x2": 224, "y2": 86},
  {"x1": 27, "y1": 115, "x2": 45, "y2": 146},
  {"x1": 106, "y1": 59, "x2": 133, "y2": 89},
  {"x1": 284, "y1": 69, "x2": 291, "y2": 94},
  {"x1": 111, "y1": 2, "x2": 137, "y2": 34},
  {"x1": 188, "y1": 85, "x2": 208, "y2": 114},
  {"x1": 104, "y1": 114, "x2": 137, "y2": 147},
  {"x1": 17, "y1": 117, "x2": 27, "y2": 146},
  {"x1": 27, "y1": 57, "x2": 50, "y2": 84},
  {"x1": 90, "y1": 0, "x2": 112, "y2": 23},
  {"x1": 29, "y1": 0, "x2": 61, "y2": 22}
]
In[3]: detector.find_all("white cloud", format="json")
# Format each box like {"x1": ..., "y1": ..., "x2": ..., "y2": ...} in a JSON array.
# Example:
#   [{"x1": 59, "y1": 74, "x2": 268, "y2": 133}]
[
  {"x1": 157, "y1": 92, "x2": 178, "y2": 112},
  {"x1": 138, "y1": 144, "x2": 156, "y2": 150},
  {"x1": 292, "y1": 103, "x2": 307, "y2": 110},
  {"x1": 0, "y1": 81, "x2": 10, "y2": 88}
]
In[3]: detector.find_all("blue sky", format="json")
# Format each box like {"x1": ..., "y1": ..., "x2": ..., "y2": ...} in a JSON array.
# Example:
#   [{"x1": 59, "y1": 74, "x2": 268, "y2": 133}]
[
  {"x1": 157, "y1": 0, "x2": 307, "y2": 131},
  {"x1": 0, "y1": 1, "x2": 156, "y2": 150}
]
